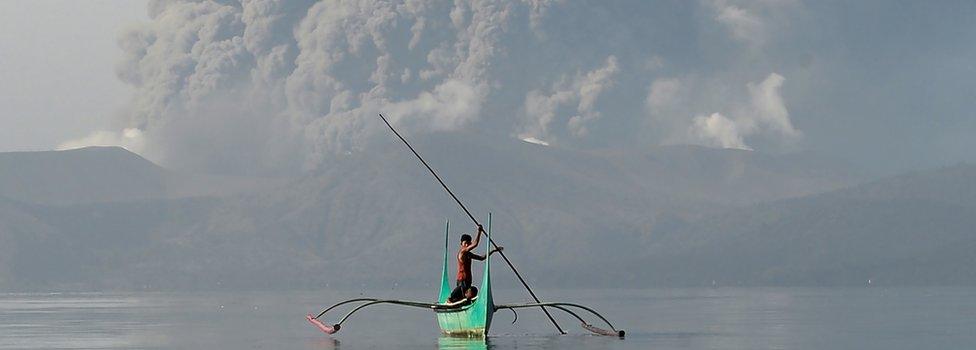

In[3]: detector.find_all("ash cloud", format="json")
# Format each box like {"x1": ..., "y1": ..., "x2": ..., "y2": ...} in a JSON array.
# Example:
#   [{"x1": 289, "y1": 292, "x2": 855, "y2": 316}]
[
  {"x1": 105, "y1": 0, "x2": 809, "y2": 175},
  {"x1": 58, "y1": 128, "x2": 146, "y2": 153},
  {"x1": 113, "y1": 0, "x2": 515, "y2": 174},
  {"x1": 647, "y1": 73, "x2": 801, "y2": 151},
  {"x1": 518, "y1": 56, "x2": 619, "y2": 145},
  {"x1": 643, "y1": 0, "x2": 804, "y2": 151}
]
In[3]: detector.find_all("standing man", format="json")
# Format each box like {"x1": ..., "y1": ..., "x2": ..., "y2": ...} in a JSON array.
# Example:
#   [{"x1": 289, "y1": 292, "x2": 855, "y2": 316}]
[{"x1": 448, "y1": 225, "x2": 502, "y2": 302}]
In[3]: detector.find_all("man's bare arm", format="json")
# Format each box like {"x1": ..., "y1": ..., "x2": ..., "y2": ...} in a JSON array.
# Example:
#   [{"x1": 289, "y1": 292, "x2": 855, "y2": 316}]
[
  {"x1": 464, "y1": 225, "x2": 485, "y2": 252},
  {"x1": 470, "y1": 246, "x2": 502, "y2": 261}
]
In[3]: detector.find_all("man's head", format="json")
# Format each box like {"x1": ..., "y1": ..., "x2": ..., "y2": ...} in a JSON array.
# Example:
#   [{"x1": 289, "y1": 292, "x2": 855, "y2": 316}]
[
  {"x1": 460, "y1": 234, "x2": 472, "y2": 247},
  {"x1": 465, "y1": 286, "x2": 478, "y2": 299}
]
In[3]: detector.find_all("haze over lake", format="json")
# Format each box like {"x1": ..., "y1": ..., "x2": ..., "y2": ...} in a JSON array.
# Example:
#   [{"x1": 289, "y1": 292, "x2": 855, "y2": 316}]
[
  {"x1": 4, "y1": 288, "x2": 976, "y2": 350},
  {"x1": 2, "y1": 1, "x2": 975, "y2": 348}
]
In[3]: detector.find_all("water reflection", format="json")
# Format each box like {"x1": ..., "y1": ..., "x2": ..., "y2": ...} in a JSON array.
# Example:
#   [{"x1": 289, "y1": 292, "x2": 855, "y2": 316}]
[
  {"x1": 5, "y1": 289, "x2": 976, "y2": 349},
  {"x1": 308, "y1": 337, "x2": 340, "y2": 349},
  {"x1": 438, "y1": 336, "x2": 488, "y2": 350},
  {"x1": 0, "y1": 293, "x2": 157, "y2": 349}
]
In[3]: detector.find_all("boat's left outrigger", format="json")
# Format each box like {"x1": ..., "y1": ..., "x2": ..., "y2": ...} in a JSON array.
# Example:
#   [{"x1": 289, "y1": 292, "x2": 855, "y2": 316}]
[{"x1": 306, "y1": 297, "x2": 444, "y2": 334}]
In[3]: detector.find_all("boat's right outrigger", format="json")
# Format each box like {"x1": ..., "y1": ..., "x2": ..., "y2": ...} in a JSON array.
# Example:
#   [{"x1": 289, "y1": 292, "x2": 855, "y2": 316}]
[{"x1": 495, "y1": 302, "x2": 624, "y2": 337}]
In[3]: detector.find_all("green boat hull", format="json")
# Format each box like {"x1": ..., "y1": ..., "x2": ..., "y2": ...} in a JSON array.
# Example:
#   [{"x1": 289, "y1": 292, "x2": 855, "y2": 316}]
[{"x1": 435, "y1": 217, "x2": 494, "y2": 337}]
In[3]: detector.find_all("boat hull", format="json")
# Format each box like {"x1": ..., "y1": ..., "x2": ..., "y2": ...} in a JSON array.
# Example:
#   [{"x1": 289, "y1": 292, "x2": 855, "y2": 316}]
[{"x1": 434, "y1": 301, "x2": 492, "y2": 336}]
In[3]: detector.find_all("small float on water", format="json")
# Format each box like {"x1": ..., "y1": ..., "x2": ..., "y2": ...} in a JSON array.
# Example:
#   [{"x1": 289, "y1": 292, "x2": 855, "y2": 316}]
[{"x1": 306, "y1": 114, "x2": 623, "y2": 338}]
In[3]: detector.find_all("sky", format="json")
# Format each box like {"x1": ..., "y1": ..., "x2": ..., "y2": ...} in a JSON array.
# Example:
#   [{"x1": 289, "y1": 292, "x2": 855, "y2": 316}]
[
  {"x1": 0, "y1": 0, "x2": 148, "y2": 152},
  {"x1": 0, "y1": 0, "x2": 974, "y2": 176}
]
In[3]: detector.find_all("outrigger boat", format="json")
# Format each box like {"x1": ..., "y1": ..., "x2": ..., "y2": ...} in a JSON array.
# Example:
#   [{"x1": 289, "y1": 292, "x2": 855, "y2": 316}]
[
  {"x1": 433, "y1": 220, "x2": 493, "y2": 336},
  {"x1": 306, "y1": 217, "x2": 624, "y2": 337},
  {"x1": 305, "y1": 114, "x2": 624, "y2": 338}
]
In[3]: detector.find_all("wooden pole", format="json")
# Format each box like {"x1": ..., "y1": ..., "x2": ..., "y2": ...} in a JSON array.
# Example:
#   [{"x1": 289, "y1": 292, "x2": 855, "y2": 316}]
[{"x1": 378, "y1": 113, "x2": 566, "y2": 334}]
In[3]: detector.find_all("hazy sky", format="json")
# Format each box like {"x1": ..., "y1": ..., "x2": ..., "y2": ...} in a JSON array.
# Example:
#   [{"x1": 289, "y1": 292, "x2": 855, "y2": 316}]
[
  {"x1": 1, "y1": 1, "x2": 974, "y2": 176},
  {"x1": 0, "y1": 0, "x2": 147, "y2": 152}
]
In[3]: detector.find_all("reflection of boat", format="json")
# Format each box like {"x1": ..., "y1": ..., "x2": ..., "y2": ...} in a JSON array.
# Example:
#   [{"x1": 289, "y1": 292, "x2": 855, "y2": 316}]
[
  {"x1": 307, "y1": 216, "x2": 624, "y2": 338},
  {"x1": 437, "y1": 335, "x2": 488, "y2": 350}
]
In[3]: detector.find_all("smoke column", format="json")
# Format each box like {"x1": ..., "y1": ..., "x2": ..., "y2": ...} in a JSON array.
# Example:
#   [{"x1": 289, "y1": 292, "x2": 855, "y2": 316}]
[{"x1": 71, "y1": 0, "x2": 805, "y2": 175}]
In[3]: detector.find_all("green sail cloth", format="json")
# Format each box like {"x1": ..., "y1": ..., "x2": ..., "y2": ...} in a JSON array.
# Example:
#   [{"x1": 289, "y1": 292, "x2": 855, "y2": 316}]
[{"x1": 438, "y1": 221, "x2": 453, "y2": 304}]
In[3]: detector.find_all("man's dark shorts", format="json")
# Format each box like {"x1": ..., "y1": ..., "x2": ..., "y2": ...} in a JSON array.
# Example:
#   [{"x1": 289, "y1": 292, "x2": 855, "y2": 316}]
[{"x1": 449, "y1": 279, "x2": 471, "y2": 302}]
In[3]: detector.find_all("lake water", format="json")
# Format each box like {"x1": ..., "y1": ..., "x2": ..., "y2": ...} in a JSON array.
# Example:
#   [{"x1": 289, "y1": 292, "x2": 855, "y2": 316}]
[{"x1": 2, "y1": 287, "x2": 975, "y2": 349}]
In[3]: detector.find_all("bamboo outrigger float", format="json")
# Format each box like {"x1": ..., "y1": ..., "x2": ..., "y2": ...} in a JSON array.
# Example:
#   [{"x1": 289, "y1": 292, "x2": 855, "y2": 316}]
[{"x1": 305, "y1": 114, "x2": 624, "y2": 338}]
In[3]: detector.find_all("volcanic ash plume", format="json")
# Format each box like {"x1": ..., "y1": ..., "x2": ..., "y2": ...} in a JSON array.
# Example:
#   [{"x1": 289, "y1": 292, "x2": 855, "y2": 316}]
[
  {"x1": 112, "y1": 0, "x2": 519, "y2": 174},
  {"x1": 96, "y1": 0, "x2": 803, "y2": 175}
]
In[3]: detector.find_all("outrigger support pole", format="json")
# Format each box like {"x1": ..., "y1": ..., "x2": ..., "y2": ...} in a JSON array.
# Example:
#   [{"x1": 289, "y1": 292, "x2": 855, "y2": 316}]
[
  {"x1": 307, "y1": 298, "x2": 447, "y2": 335},
  {"x1": 496, "y1": 302, "x2": 625, "y2": 337},
  {"x1": 378, "y1": 113, "x2": 567, "y2": 335}
]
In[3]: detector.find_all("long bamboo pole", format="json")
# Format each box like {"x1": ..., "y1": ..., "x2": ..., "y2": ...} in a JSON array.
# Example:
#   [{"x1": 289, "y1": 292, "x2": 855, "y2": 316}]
[{"x1": 378, "y1": 113, "x2": 566, "y2": 334}]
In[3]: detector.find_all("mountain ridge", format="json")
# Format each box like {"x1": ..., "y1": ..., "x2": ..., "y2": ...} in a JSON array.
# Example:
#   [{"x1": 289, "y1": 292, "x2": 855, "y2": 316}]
[
  {"x1": 0, "y1": 146, "x2": 284, "y2": 205},
  {"x1": 5, "y1": 140, "x2": 952, "y2": 290},
  {"x1": 637, "y1": 163, "x2": 976, "y2": 286}
]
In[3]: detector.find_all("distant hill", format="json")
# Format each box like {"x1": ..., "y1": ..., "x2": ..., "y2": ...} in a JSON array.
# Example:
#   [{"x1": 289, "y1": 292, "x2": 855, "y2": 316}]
[
  {"x1": 0, "y1": 136, "x2": 868, "y2": 290},
  {"x1": 0, "y1": 147, "x2": 281, "y2": 205},
  {"x1": 171, "y1": 132, "x2": 862, "y2": 288},
  {"x1": 598, "y1": 144, "x2": 864, "y2": 206},
  {"x1": 639, "y1": 164, "x2": 976, "y2": 286},
  {"x1": 0, "y1": 147, "x2": 169, "y2": 205},
  {"x1": 0, "y1": 196, "x2": 55, "y2": 288}
]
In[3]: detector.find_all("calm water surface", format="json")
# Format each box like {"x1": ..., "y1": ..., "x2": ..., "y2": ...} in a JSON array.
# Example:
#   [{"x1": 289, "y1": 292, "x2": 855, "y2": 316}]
[{"x1": 2, "y1": 288, "x2": 975, "y2": 349}]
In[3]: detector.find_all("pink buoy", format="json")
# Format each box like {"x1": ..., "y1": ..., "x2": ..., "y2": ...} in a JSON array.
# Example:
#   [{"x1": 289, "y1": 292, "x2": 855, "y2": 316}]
[
  {"x1": 582, "y1": 323, "x2": 622, "y2": 337},
  {"x1": 306, "y1": 314, "x2": 338, "y2": 334}
]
